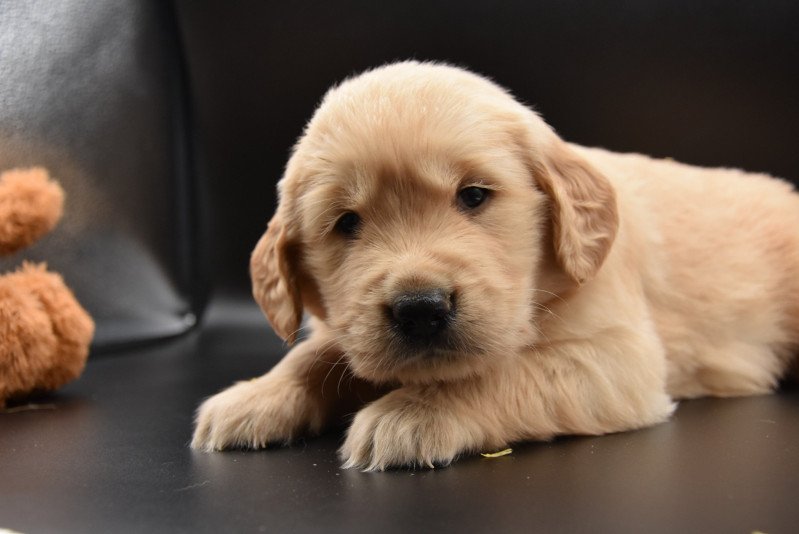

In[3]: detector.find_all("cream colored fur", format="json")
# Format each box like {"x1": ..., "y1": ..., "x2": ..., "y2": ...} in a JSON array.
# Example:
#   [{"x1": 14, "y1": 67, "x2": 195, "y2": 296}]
[{"x1": 192, "y1": 61, "x2": 799, "y2": 470}]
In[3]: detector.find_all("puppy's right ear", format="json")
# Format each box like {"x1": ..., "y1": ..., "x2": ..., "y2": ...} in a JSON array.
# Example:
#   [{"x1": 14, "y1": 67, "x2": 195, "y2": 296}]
[{"x1": 250, "y1": 210, "x2": 303, "y2": 344}]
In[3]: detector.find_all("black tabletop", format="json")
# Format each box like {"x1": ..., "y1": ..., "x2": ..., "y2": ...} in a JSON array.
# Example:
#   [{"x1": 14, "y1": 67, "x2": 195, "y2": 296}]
[{"x1": 2, "y1": 298, "x2": 797, "y2": 533}]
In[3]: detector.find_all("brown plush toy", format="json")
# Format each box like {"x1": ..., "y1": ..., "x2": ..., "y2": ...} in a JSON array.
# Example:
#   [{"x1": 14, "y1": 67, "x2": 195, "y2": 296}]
[{"x1": 0, "y1": 168, "x2": 94, "y2": 408}]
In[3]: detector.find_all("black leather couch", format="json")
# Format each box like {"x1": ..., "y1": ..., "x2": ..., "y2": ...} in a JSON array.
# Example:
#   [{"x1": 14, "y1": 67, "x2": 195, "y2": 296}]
[{"x1": 1, "y1": 1, "x2": 798, "y2": 532}]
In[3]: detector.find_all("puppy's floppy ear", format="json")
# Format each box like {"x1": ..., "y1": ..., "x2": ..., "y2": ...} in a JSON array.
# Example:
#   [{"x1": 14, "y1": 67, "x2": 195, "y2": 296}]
[
  {"x1": 536, "y1": 140, "x2": 619, "y2": 284},
  {"x1": 250, "y1": 208, "x2": 304, "y2": 344}
]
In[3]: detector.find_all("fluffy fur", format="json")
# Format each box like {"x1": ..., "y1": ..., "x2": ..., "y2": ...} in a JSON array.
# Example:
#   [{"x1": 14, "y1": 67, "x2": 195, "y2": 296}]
[
  {"x1": 192, "y1": 62, "x2": 799, "y2": 470},
  {"x1": 0, "y1": 168, "x2": 94, "y2": 407}
]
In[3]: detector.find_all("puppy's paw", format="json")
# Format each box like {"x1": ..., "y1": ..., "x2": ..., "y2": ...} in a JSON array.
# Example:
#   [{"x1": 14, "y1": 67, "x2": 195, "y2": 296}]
[
  {"x1": 339, "y1": 388, "x2": 482, "y2": 471},
  {"x1": 191, "y1": 375, "x2": 324, "y2": 452}
]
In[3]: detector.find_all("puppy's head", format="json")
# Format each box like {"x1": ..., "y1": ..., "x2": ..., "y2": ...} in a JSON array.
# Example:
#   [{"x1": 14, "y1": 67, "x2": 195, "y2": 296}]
[{"x1": 252, "y1": 62, "x2": 617, "y2": 384}]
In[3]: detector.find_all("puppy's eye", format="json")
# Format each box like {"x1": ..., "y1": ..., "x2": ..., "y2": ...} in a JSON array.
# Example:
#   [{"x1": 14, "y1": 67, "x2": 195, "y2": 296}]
[
  {"x1": 457, "y1": 186, "x2": 490, "y2": 210},
  {"x1": 335, "y1": 211, "x2": 361, "y2": 238}
]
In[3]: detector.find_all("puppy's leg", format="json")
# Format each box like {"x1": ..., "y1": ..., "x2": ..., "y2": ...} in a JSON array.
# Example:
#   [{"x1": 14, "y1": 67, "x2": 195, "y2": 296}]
[
  {"x1": 191, "y1": 332, "x2": 380, "y2": 451},
  {"x1": 340, "y1": 326, "x2": 675, "y2": 470}
]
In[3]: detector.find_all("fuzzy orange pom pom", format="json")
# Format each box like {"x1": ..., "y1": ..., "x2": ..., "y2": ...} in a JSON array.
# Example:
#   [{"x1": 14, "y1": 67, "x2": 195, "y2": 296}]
[{"x1": 0, "y1": 168, "x2": 93, "y2": 407}]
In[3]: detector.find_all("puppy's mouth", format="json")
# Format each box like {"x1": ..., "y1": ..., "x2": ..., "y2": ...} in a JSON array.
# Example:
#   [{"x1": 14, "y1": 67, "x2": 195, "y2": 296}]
[
  {"x1": 357, "y1": 322, "x2": 489, "y2": 384},
  {"x1": 340, "y1": 286, "x2": 506, "y2": 382},
  {"x1": 386, "y1": 329, "x2": 464, "y2": 359}
]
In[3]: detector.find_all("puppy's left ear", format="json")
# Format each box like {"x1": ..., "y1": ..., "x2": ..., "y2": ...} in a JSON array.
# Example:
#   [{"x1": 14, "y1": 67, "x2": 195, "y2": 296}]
[
  {"x1": 535, "y1": 140, "x2": 619, "y2": 284},
  {"x1": 250, "y1": 210, "x2": 304, "y2": 344}
]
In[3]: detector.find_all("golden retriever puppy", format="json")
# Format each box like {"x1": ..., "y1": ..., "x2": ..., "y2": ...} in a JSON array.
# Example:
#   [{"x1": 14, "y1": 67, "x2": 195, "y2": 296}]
[{"x1": 192, "y1": 61, "x2": 799, "y2": 470}]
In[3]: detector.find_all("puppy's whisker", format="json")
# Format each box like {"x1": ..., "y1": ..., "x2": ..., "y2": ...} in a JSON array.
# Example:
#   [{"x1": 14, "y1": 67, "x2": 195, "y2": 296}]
[
  {"x1": 281, "y1": 322, "x2": 311, "y2": 348},
  {"x1": 336, "y1": 356, "x2": 357, "y2": 399},
  {"x1": 530, "y1": 301, "x2": 565, "y2": 324},
  {"x1": 320, "y1": 351, "x2": 349, "y2": 398},
  {"x1": 306, "y1": 329, "x2": 351, "y2": 388},
  {"x1": 528, "y1": 288, "x2": 567, "y2": 304},
  {"x1": 313, "y1": 333, "x2": 346, "y2": 356}
]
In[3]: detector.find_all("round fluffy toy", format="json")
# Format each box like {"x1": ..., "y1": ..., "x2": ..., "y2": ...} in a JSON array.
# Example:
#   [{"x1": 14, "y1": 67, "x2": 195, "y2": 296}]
[{"x1": 0, "y1": 167, "x2": 94, "y2": 408}]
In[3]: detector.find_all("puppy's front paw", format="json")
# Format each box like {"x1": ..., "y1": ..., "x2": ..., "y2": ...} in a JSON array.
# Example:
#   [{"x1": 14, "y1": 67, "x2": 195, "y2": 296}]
[
  {"x1": 191, "y1": 375, "x2": 323, "y2": 452},
  {"x1": 339, "y1": 388, "x2": 483, "y2": 471}
]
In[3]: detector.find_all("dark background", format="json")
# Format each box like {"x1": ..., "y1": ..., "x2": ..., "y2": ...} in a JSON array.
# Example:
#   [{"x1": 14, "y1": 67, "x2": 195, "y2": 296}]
[{"x1": 175, "y1": 0, "x2": 799, "y2": 293}]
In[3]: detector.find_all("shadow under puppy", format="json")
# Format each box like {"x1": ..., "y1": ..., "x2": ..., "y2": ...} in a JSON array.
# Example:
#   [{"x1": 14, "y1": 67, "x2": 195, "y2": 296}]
[{"x1": 192, "y1": 61, "x2": 799, "y2": 470}]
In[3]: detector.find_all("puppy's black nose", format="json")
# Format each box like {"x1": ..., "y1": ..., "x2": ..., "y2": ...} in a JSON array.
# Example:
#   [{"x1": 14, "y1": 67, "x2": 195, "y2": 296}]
[{"x1": 390, "y1": 290, "x2": 453, "y2": 343}]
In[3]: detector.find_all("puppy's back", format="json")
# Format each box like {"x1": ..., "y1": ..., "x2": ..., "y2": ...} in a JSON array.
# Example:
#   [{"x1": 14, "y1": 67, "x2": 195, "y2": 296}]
[{"x1": 576, "y1": 145, "x2": 799, "y2": 396}]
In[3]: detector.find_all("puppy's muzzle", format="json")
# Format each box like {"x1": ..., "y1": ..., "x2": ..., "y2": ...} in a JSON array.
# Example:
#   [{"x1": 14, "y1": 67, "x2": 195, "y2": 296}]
[{"x1": 389, "y1": 289, "x2": 454, "y2": 346}]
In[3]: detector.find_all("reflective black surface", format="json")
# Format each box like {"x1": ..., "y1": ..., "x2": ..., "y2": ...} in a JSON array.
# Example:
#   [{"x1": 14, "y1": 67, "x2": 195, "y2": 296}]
[{"x1": 1, "y1": 298, "x2": 798, "y2": 533}]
